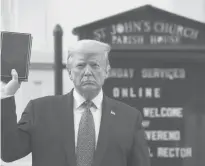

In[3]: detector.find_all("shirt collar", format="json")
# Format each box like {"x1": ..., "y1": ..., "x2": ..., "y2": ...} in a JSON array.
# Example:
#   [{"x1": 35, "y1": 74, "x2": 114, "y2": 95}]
[
  {"x1": 92, "y1": 89, "x2": 103, "y2": 110},
  {"x1": 73, "y1": 88, "x2": 103, "y2": 110}
]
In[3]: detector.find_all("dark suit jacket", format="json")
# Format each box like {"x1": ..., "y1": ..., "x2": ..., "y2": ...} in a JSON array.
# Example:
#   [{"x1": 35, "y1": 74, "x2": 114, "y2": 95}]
[{"x1": 1, "y1": 90, "x2": 150, "y2": 166}]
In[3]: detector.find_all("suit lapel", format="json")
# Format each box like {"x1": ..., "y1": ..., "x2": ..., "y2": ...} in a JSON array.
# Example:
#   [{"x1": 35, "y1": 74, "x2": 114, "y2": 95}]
[
  {"x1": 92, "y1": 95, "x2": 113, "y2": 166},
  {"x1": 60, "y1": 91, "x2": 76, "y2": 166}
]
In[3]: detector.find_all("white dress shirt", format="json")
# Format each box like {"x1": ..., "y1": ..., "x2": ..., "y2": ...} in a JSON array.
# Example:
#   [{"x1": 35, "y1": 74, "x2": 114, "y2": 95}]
[{"x1": 73, "y1": 89, "x2": 103, "y2": 147}]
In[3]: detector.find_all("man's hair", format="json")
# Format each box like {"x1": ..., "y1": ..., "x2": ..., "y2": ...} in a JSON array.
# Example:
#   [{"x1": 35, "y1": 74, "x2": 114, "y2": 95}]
[{"x1": 66, "y1": 40, "x2": 111, "y2": 72}]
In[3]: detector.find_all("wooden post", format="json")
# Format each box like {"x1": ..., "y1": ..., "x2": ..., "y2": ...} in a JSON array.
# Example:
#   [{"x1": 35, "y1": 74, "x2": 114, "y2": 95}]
[{"x1": 53, "y1": 24, "x2": 63, "y2": 95}]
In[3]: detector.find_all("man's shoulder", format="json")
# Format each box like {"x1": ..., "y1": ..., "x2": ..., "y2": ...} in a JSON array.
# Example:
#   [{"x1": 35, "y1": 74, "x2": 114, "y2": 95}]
[
  {"x1": 31, "y1": 93, "x2": 70, "y2": 105},
  {"x1": 106, "y1": 96, "x2": 140, "y2": 116},
  {"x1": 106, "y1": 96, "x2": 143, "y2": 126}
]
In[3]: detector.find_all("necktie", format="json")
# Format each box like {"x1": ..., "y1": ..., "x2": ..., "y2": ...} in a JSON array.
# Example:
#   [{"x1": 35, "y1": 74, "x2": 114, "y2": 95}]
[{"x1": 76, "y1": 101, "x2": 96, "y2": 166}]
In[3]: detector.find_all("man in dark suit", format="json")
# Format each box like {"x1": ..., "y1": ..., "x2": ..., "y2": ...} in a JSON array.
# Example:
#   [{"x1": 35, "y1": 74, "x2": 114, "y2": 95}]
[{"x1": 1, "y1": 40, "x2": 150, "y2": 166}]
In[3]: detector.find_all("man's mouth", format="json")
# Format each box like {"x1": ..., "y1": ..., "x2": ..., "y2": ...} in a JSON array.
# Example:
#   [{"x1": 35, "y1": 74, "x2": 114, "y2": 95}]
[{"x1": 82, "y1": 81, "x2": 95, "y2": 85}]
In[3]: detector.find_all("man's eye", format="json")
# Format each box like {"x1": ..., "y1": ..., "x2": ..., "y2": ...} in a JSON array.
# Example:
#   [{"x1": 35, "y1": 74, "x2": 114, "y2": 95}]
[
  {"x1": 77, "y1": 64, "x2": 84, "y2": 67},
  {"x1": 91, "y1": 64, "x2": 99, "y2": 67}
]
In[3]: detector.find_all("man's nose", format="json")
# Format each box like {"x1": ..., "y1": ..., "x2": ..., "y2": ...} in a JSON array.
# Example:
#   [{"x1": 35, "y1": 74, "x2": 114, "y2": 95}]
[{"x1": 84, "y1": 65, "x2": 92, "y2": 75}]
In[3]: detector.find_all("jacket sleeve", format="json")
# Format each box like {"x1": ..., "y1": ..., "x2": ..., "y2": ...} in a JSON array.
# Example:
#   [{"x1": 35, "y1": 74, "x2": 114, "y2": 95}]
[
  {"x1": 1, "y1": 96, "x2": 34, "y2": 162},
  {"x1": 128, "y1": 111, "x2": 151, "y2": 166}
]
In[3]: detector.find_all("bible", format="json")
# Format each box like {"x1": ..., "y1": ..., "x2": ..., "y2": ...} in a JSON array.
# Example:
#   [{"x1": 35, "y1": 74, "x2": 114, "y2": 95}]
[{"x1": 1, "y1": 31, "x2": 32, "y2": 83}]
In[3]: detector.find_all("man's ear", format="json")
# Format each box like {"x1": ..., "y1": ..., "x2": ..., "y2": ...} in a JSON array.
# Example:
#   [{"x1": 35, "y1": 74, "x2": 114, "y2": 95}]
[
  {"x1": 68, "y1": 69, "x2": 73, "y2": 80},
  {"x1": 105, "y1": 65, "x2": 110, "y2": 78}
]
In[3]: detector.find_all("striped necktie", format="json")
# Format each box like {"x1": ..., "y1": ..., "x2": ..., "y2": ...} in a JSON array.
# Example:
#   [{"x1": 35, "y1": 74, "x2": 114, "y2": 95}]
[{"x1": 76, "y1": 101, "x2": 96, "y2": 166}]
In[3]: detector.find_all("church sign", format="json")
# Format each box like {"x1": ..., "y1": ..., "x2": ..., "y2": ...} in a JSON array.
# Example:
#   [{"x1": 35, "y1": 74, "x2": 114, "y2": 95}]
[{"x1": 92, "y1": 20, "x2": 200, "y2": 45}]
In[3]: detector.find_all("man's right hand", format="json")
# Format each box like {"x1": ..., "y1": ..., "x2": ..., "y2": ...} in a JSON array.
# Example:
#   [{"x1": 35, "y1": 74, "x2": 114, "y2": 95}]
[{"x1": 1, "y1": 69, "x2": 21, "y2": 98}]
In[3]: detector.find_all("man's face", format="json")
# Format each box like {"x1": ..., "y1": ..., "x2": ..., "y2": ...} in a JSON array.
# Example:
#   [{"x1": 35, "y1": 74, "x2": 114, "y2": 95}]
[{"x1": 68, "y1": 52, "x2": 108, "y2": 95}]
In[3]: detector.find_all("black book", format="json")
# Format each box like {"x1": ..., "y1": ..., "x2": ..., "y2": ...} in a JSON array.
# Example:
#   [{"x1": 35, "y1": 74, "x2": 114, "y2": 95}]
[{"x1": 1, "y1": 31, "x2": 32, "y2": 83}]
